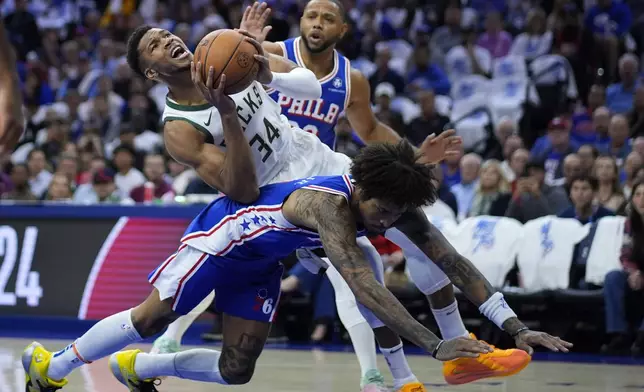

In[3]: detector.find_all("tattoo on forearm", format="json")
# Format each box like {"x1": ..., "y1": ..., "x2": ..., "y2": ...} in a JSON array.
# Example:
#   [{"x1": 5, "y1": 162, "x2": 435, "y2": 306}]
[
  {"x1": 293, "y1": 192, "x2": 442, "y2": 353},
  {"x1": 395, "y1": 208, "x2": 495, "y2": 306},
  {"x1": 219, "y1": 333, "x2": 264, "y2": 384}
]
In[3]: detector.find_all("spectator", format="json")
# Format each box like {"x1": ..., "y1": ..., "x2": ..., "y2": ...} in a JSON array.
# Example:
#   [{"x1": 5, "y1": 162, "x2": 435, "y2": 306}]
[
  {"x1": 507, "y1": 147, "x2": 530, "y2": 188},
  {"x1": 44, "y1": 173, "x2": 72, "y2": 202},
  {"x1": 429, "y1": 0, "x2": 464, "y2": 64},
  {"x1": 571, "y1": 85, "x2": 606, "y2": 146},
  {"x1": 603, "y1": 114, "x2": 632, "y2": 166},
  {"x1": 406, "y1": 90, "x2": 450, "y2": 146},
  {"x1": 280, "y1": 263, "x2": 336, "y2": 343},
  {"x1": 606, "y1": 54, "x2": 640, "y2": 114},
  {"x1": 562, "y1": 153, "x2": 584, "y2": 195},
  {"x1": 4, "y1": 0, "x2": 40, "y2": 60},
  {"x1": 601, "y1": 181, "x2": 644, "y2": 356},
  {"x1": 73, "y1": 168, "x2": 131, "y2": 204},
  {"x1": 469, "y1": 159, "x2": 511, "y2": 217},
  {"x1": 129, "y1": 154, "x2": 174, "y2": 203},
  {"x1": 369, "y1": 46, "x2": 405, "y2": 96},
  {"x1": 106, "y1": 122, "x2": 149, "y2": 168},
  {"x1": 510, "y1": 8, "x2": 553, "y2": 60},
  {"x1": 430, "y1": 165, "x2": 458, "y2": 217},
  {"x1": 506, "y1": 159, "x2": 571, "y2": 223},
  {"x1": 534, "y1": 117, "x2": 578, "y2": 186},
  {"x1": 477, "y1": 11, "x2": 513, "y2": 59},
  {"x1": 2, "y1": 164, "x2": 36, "y2": 201},
  {"x1": 500, "y1": 135, "x2": 525, "y2": 183},
  {"x1": 373, "y1": 83, "x2": 405, "y2": 137},
  {"x1": 634, "y1": 136, "x2": 644, "y2": 158},
  {"x1": 558, "y1": 175, "x2": 615, "y2": 224},
  {"x1": 623, "y1": 152, "x2": 643, "y2": 198},
  {"x1": 112, "y1": 145, "x2": 145, "y2": 196},
  {"x1": 550, "y1": 0, "x2": 586, "y2": 63},
  {"x1": 578, "y1": 144, "x2": 600, "y2": 174},
  {"x1": 55, "y1": 154, "x2": 79, "y2": 189},
  {"x1": 26, "y1": 148, "x2": 52, "y2": 199},
  {"x1": 451, "y1": 153, "x2": 482, "y2": 221},
  {"x1": 485, "y1": 117, "x2": 519, "y2": 162},
  {"x1": 37, "y1": 110, "x2": 69, "y2": 161},
  {"x1": 628, "y1": 86, "x2": 644, "y2": 138},
  {"x1": 406, "y1": 45, "x2": 450, "y2": 96},
  {"x1": 594, "y1": 155, "x2": 626, "y2": 211},
  {"x1": 445, "y1": 26, "x2": 492, "y2": 80},
  {"x1": 592, "y1": 106, "x2": 613, "y2": 151},
  {"x1": 585, "y1": 0, "x2": 632, "y2": 82},
  {"x1": 441, "y1": 145, "x2": 464, "y2": 187}
]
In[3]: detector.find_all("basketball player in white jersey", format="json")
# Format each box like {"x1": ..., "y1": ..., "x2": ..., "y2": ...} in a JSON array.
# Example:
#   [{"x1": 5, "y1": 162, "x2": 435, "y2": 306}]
[{"x1": 124, "y1": 23, "x2": 562, "y2": 392}]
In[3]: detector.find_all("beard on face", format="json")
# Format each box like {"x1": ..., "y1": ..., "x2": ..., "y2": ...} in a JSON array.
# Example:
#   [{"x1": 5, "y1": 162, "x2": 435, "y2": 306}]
[{"x1": 300, "y1": 29, "x2": 338, "y2": 53}]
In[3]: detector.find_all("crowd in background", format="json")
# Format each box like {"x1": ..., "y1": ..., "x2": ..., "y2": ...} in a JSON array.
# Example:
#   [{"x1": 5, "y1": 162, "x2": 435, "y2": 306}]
[{"x1": 1, "y1": 0, "x2": 643, "y2": 356}]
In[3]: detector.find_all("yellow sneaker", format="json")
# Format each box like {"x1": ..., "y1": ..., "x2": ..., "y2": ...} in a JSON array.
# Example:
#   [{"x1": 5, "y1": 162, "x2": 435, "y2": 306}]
[
  {"x1": 109, "y1": 349, "x2": 159, "y2": 391},
  {"x1": 397, "y1": 381, "x2": 428, "y2": 392},
  {"x1": 442, "y1": 334, "x2": 531, "y2": 385},
  {"x1": 22, "y1": 342, "x2": 68, "y2": 391}
]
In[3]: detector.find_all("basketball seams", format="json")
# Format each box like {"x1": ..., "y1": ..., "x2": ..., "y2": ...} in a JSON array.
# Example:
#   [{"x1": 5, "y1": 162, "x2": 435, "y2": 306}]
[{"x1": 215, "y1": 33, "x2": 244, "y2": 87}]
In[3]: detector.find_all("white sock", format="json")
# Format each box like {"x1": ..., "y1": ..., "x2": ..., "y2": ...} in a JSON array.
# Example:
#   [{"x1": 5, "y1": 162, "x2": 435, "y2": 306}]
[
  {"x1": 380, "y1": 343, "x2": 417, "y2": 390},
  {"x1": 431, "y1": 300, "x2": 469, "y2": 340},
  {"x1": 345, "y1": 322, "x2": 379, "y2": 378},
  {"x1": 134, "y1": 349, "x2": 228, "y2": 384},
  {"x1": 48, "y1": 309, "x2": 142, "y2": 380},
  {"x1": 160, "y1": 291, "x2": 215, "y2": 343}
]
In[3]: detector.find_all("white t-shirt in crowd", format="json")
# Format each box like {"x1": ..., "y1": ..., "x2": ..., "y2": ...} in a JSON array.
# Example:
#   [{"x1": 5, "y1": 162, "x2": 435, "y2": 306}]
[
  {"x1": 445, "y1": 45, "x2": 493, "y2": 80},
  {"x1": 115, "y1": 168, "x2": 146, "y2": 197}
]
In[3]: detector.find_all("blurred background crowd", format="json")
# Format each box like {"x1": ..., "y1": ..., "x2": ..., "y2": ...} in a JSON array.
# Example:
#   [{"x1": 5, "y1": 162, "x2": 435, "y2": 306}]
[{"x1": 1, "y1": 0, "x2": 644, "y2": 356}]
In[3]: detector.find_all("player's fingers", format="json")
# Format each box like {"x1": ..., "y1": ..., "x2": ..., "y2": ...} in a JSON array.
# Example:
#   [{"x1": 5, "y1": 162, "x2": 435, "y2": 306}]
[
  {"x1": 193, "y1": 62, "x2": 204, "y2": 86},
  {"x1": 259, "y1": 7, "x2": 272, "y2": 24},
  {"x1": 243, "y1": 36, "x2": 261, "y2": 51},
  {"x1": 549, "y1": 336, "x2": 571, "y2": 352},
  {"x1": 537, "y1": 337, "x2": 560, "y2": 352},
  {"x1": 242, "y1": 5, "x2": 251, "y2": 22},
  {"x1": 455, "y1": 351, "x2": 480, "y2": 358},
  {"x1": 253, "y1": 54, "x2": 269, "y2": 64},
  {"x1": 248, "y1": 2, "x2": 257, "y2": 19},
  {"x1": 444, "y1": 151, "x2": 460, "y2": 158},
  {"x1": 449, "y1": 136, "x2": 463, "y2": 145},
  {"x1": 516, "y1": 342, "x2": 534, "y2": 356},
  {"x1": 441, "y1": 128, "x2": 456, "y2": 137},
  {"x1": 218, "y1": 74, "x2": 227, "y2": 91},
  {"x1": 262, "y1": 25, "x2": 273, "y2": 39},
  {"x1": 206, "y1": 66, "x2": 215, "y2": 89}
]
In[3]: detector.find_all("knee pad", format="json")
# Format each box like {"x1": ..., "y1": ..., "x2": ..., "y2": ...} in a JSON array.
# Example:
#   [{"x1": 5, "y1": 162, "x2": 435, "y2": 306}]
[
  {"x1": 385, "y1": 227, "x2": 451, "y2": 295},
  {"x1": 325, "y1": 264, "x2": 367, "y2": 329},
  {"x1": 357, "y1": 302, "x2": 385, "y2": 329}
]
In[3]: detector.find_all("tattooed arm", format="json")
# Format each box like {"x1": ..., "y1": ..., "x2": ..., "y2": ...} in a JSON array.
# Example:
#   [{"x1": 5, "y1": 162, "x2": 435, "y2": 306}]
[
  {"x1": 283, "y1": 190, "x2": 442, "y2": 352},
  {"x1": 392, "y1": 208, "x2": 527, "y2": 334}
]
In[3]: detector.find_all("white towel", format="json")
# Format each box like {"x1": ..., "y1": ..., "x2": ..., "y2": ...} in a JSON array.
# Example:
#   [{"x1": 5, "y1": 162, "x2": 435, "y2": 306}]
[{"x1": 585, "y1": 216, "x2": 626, "y2": 286}]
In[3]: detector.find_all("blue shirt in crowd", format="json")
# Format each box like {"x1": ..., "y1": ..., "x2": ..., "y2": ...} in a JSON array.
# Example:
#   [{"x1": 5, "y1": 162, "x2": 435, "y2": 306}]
[
  {"x1": 407, "y1": 65, "x2": 451, "y2": 96},
  {"x1": 606, "y1": 82, "x2": 638, "y2": 114},
  {"x1": 584, "y1": 1, "x2": 632, "y2": 37},
  {"x1": 558, "y1": 205, "x2": 615, "y2": 225}
]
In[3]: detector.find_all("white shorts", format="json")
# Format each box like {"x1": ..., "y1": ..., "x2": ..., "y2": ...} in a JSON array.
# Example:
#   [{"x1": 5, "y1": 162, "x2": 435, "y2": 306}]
[{"x1": 271, "y1": 130, "x2": 351, "y2": 184}]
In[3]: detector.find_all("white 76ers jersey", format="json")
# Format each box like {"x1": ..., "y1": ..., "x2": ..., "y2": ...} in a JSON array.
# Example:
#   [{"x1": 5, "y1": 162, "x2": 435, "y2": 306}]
[{"x1": 162, "y1": 81, "x2": 297, "y2": 186}]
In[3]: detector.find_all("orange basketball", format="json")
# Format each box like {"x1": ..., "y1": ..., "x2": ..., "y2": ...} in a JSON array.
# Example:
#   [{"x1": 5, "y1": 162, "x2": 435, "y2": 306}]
[{"x1": 194, "y1": 29, "x2": 260, "y2": 95}]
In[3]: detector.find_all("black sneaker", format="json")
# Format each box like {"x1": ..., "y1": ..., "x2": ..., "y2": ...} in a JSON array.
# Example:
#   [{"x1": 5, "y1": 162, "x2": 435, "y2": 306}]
[
  {"x1": 600, "y1": 334, "x2": 632, "y2": 355},
  {"x1": 631, "y1": 332, "x2": 644, "y2": 357}
]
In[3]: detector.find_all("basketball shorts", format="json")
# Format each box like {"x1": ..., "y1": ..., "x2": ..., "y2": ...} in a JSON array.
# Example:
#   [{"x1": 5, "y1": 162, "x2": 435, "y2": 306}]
[{"x1": 148, "y1": 244, "x2": 283, "y2": 322}]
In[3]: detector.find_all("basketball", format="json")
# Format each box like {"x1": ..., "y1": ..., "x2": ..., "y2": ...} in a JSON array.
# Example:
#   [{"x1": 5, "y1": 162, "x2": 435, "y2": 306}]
[{"x1": 194, "y1": 29, "x2": 260, "y2": 95}]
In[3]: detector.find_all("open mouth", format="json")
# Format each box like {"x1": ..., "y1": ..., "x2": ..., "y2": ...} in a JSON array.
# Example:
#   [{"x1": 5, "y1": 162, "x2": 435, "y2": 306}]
[
  {"x1": 309, "y1": 32, "x2": 323, "y2": 43},
  {"x1": 171, "y1": 45, "x2": 188, "y2": 59}
]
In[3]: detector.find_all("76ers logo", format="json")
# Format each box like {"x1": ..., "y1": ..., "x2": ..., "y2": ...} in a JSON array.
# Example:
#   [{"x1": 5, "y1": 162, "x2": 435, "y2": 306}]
[{"x1": 253, "y1": 289, "x2": 274, "y2": 314}]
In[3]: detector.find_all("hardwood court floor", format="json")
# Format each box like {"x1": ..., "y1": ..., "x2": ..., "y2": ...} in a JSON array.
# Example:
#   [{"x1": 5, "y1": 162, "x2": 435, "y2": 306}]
[{"x1": 2, "y1": 338, "x2": 643, "y2": 392}]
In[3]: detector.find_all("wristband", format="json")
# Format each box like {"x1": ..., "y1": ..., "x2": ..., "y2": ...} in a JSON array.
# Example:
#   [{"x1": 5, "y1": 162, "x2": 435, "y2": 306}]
[
  {"x1": 478, "y1": 292, "x2": 518, "y2": 330},
  {"x1": 510, "y1": 326, "x2": 529, "y2": 337},
  {"x1": 431, "y1": 340, "x2": 445, "y2": 359}
]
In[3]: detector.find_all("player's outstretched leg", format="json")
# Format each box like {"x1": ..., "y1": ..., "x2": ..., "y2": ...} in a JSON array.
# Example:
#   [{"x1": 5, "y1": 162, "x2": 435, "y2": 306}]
[
  {"x1": 151, "y1": 290, "x2": 216, "y2": 354},
  {"x1": 23, "y1": 289, "x2": 177, "y2": 392},
  {"x1": 386, "y1": 227, "x2": 531, "y2": 385},
  {"x1": 111, "y1": 314, "x2": 271, "y2": 390}
]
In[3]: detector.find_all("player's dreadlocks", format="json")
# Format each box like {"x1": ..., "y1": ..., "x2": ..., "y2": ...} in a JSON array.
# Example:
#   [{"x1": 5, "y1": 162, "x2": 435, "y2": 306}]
[
  {"x1": 351, "y1": 141, "x2": 437, "y2": 208},
  {"x1": 126, "y1": 25, "x2": 153, "y2": 78}
]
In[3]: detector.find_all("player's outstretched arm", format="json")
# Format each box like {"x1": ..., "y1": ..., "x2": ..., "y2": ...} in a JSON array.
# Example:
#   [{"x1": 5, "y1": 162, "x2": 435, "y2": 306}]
[
  {"x1": 392, "y1": 208, "x2": 573, "y2": 354},
  {"x1": 0, "y1": 20, "x2": 25, "y2": 152},
  {"x1": 284, "y1": 190, "x2": 493, "y2": 360},
  {"x1": 165, "y1": 119, "x2": 259, "y2": 203}
]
